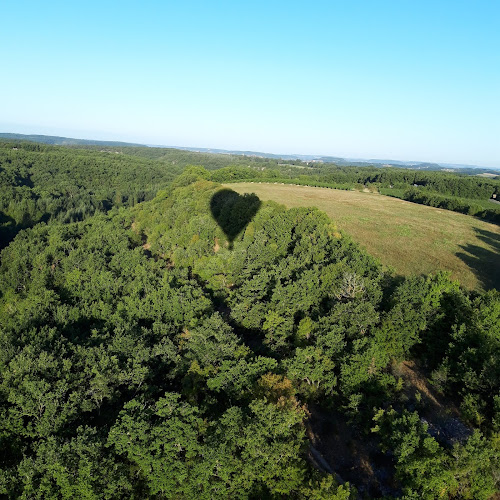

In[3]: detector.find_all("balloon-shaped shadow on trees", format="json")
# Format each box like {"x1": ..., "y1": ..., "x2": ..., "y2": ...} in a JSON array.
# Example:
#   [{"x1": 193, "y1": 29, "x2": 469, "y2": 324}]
[{"x1": 210, "y1": 189, "x2": 261, "y2": 249}]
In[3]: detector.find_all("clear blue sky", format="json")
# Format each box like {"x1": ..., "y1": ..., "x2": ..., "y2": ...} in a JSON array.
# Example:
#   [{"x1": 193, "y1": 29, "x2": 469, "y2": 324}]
[{"x1": 1, "y1": 0, "x2": 499, "y2": 166}]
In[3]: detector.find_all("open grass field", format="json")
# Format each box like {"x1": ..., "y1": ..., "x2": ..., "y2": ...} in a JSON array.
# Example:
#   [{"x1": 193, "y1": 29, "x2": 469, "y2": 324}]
[{"x1": 227, "y1": 183, "x2": 500, "y2": 292}]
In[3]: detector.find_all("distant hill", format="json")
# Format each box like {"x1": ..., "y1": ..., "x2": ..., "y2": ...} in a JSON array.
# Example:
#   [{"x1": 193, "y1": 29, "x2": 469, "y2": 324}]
[
  {"x1": 0, "y1": 133, "x2": 143, "y2": 147},
  {"x1": 1, "y1": 132, "x2": 498, "y2": 174}
]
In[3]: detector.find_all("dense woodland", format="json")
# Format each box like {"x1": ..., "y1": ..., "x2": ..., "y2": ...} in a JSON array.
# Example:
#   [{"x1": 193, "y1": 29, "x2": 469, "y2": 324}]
[
  {"x1": 1, "y1": 142, "x2": 499, "y2": 251},
  {"x1": 0, "y1": 142, "x2": 185, "y2": 249},
  {"x1": 0, "y1": 142, "x2": 499, "y2": 498}
]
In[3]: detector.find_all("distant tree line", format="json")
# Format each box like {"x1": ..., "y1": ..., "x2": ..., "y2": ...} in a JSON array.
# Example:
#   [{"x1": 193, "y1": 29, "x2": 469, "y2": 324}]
[
  {"x1": 1, "y1": 166, "x2": 498, "y2": 497},
  {"x1": 399, "y1": 187, "x2": 500, "y2": 222},
  {"x1": 2, "y1": 142, "x2": 499, "y2": 254},
  {"x1": 210, "y1": 165, "x2": 500, "y2": 223}
]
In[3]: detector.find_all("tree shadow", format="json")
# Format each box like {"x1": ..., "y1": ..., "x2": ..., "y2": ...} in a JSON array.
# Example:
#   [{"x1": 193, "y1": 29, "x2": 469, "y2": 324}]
[
  {"x1": 0, "y1": 211, "x2": 53, "y2": 252},
  {"x1": 210, "y1": 188, "x2": 261, "y2": 249},
  {"x1": 0, "y1": 211, "x2": 17, "y2": 251},
  {"x1": 456, "y1": 227, "x2": 500, "y2": 291}
]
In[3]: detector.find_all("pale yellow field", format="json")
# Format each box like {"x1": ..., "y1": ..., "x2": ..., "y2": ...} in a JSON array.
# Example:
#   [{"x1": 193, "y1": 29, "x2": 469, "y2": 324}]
[{"x1": 226, "y1": 183, "x2": 500, "y2": 292}]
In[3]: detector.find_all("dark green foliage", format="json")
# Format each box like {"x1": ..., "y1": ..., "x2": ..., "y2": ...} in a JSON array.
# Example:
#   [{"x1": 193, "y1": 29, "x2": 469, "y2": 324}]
[
  {"x1": 438, "y1": 290, "x2": 500, "y2": 427},
  {"x1": 1, "y1": 163, "x2": 499, "y2": 497},
  {"x1": 0, "y1": 142, "x2": 183, "y2": 249},
  {"x1": 373, "y1": 409, "x2": 499, "y2": 499},
  {"x1": 375, "y1": 273, "x2": 459, "y2": 360},
  {"x1": 401, "y1": 187, "x2": 500, "y2": 223}
]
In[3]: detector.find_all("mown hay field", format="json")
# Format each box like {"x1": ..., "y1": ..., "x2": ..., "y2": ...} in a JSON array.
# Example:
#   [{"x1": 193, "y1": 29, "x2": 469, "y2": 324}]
[{"x1": 227, "y1": 183, "x2": 500, "y2": 292}]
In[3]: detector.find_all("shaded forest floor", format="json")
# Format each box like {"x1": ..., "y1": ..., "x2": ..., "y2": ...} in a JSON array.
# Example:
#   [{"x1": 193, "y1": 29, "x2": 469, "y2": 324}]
[{"x1": 306, "y1": 361, "x2": 472, "y2": 498}]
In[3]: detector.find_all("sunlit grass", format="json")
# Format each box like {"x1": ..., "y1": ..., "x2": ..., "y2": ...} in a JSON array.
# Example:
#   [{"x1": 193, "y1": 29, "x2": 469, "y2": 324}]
[{"x1": 227, "y1": 183, "x2": 500, "y2": 292}]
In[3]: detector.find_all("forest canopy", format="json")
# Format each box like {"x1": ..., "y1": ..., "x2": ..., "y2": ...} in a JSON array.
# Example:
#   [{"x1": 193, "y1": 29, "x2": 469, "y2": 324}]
[
  {"x1": 0, "y1": 144, "x2": 499, "y2": 498},
  {"x1": 2, "y1": 141, "x2": 499, "y2": 254}
]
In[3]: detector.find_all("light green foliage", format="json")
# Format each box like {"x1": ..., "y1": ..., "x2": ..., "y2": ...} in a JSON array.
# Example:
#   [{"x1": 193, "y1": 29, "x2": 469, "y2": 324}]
[
  {"x1": 183, "y1": 313, "x2": 248, "y2": 370},
  {"x1": 108, "y1": 394, "x2": 205, "y2": 497},
  {"x1": 1, "y1": 165, "x2": 499, "y2": 497},
  {"x1": 206, "y1": 357, "x2": 278, "y2": 399},
  {"x1": 451, "y1": 430, "x2": 499, "y2": 500},
  {"x1": 373, "y1": 409, "x2": 456, "y2": 497},
  {"x1": 300, "y1": 474, "x2": 357, "y2": 499},
  {"x1": 13, "y1": 427, "x2": 132, "y2": 500},
  {"x1": 234, "y1": 398, "x2": 307, "y2": 495},
  {"x1": 285, "y1": 346, "x2": 337, "y2": 396},
  {"x1": 107, "y1": 392, "x2": 310, "y2": 499}
]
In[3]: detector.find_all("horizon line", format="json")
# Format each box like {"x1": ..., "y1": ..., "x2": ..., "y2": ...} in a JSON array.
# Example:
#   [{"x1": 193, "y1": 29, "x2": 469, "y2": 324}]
[{"x1": 1, "y1": 130, "x2": 499, "y2": 172}]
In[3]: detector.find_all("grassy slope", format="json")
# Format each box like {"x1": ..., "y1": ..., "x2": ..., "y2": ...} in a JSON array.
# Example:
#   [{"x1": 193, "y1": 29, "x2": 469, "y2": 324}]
[{"x1": 227, "y1": 182, "x2": 500, "y2": 292}]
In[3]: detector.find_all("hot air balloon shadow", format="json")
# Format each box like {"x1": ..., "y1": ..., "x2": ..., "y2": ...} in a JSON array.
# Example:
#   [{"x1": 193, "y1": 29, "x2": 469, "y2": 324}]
[{"x1": 210, "y1": 189, "x2": 261, "y2": 249}]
